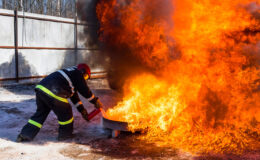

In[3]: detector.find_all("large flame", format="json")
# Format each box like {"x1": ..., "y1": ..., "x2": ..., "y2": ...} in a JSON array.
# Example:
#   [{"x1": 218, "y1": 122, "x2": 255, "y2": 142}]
[{"x1": 97, "y1": 0, "x2": 260, "y2": 154}]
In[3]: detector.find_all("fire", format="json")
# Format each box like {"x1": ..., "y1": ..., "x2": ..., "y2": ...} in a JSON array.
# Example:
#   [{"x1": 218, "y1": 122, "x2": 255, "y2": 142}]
[{"x1": 97, "y1": 0, "x2": 260, "y2": 154}]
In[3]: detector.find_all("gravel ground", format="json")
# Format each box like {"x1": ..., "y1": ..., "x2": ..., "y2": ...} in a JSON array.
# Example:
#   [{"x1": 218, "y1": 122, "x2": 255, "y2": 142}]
[{"x1": 0, "y1": 82, "x2": 259, "y2": 160}]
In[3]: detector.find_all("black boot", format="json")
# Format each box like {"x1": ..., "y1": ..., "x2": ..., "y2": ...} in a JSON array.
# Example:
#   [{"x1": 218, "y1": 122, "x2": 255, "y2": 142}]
[
  {"x1": 58, "y1": 122, "x2": 74, "y2": 141},
  {"x1": 16, "y1": 134, "x2": 32, "y2": 142},
  {"x1": 57, "y1": 133, "x2": 75, "y2": 141}
]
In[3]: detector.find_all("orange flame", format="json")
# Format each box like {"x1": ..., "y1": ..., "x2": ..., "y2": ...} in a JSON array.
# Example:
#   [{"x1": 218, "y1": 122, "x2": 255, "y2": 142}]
[{"x1": 97, "y1": 0, "x2": 260, "y2": 154}]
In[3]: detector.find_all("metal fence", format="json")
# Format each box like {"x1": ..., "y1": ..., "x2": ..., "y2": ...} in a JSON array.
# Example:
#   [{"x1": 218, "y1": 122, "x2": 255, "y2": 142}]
[{"x1": 0, "y1": 0, "x2": 76, "y2": 18}]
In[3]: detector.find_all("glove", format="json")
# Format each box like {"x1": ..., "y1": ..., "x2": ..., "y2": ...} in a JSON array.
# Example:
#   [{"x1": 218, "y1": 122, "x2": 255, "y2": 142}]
[
  {"x1": 80, "y1": 108, "x2": 89, "y2": 122},
  {"x1": 76, "y1": 103, "x2": 89, "y2": 122},
  {"x1": 94, "y1": 97, "x2": 103, "y2": 109}
]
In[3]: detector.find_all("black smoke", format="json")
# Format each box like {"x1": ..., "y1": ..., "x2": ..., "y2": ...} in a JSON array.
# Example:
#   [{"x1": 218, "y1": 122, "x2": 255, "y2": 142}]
[{"x1": 77, "y1": 0, "x2": 175, "y2": 90}]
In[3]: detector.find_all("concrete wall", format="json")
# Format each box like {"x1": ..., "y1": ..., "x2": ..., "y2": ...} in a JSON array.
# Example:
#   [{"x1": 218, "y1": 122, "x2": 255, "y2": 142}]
[
  {"x1": 0, "y1": 7, "x2": 108, "y2": 84},
  {"x1": 0, "y1": 49, "x2": 15, "y2": 79}
]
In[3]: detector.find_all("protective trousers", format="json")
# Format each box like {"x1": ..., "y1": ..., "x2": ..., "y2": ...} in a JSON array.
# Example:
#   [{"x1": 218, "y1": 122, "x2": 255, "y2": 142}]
[{"x1": 19, "y1": 90, "x2": 73, "y2": 140}]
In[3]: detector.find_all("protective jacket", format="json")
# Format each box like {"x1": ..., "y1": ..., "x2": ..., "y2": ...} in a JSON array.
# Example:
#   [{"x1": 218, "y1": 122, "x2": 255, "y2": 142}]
[{"x1": 36, "y1": 66, "x2": 95, "y2": 104}]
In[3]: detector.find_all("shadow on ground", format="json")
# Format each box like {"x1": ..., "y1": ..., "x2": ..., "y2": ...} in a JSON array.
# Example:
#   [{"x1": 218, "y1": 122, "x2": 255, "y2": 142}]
[
  {"x1": 61, "y1": 130, "x2": 260, "y2": 160},
  {"x1": 59, "y1": 131, "x2": 181, "y2": 160},
  {"x1": 0, "y1": 99, "x2": 36, "y2": 141},
  {"x1": 88, "y1": 132, "x2": 179, "y2": 159}
]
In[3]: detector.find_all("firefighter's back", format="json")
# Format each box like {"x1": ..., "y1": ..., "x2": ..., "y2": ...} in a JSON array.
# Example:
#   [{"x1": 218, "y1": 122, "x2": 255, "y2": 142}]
[{"x1": 37, "y1": 71, "x2": 72, "y2": 99}]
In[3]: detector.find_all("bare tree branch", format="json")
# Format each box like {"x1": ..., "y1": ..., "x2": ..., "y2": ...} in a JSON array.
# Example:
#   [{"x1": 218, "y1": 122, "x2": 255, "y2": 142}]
[{"x1": 1, "y1": 0, "x2": 76, "y2": 18}]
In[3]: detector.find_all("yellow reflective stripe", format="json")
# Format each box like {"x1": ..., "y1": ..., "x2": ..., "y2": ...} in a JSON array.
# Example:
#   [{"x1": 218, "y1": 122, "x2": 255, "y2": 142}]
[
  {"x1": 36, "y1": 85, "x2": 68, "y2": 103},
  {"x1": 58, "y1": 117, "x2": 74, "y2": 125},
  {"x1": 28, "y1": 119, "x2": 42, "y2": 128}
]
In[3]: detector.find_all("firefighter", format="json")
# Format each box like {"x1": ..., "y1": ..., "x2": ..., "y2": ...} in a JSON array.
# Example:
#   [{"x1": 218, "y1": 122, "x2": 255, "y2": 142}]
[{"x1": 16, "y1": 63, "x2": 104, "y2": 142}]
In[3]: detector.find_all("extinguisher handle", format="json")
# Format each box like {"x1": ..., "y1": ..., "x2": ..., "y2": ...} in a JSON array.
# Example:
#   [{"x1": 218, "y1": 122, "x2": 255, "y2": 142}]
[{"x1": 87, "y1": 108, "x2": 101, "y2": 121}]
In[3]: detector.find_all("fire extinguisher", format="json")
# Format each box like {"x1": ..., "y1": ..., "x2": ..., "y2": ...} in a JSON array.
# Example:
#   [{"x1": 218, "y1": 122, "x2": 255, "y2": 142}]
[{"x1": 87, "y1": 108, "x2": 108, "y2": 121}]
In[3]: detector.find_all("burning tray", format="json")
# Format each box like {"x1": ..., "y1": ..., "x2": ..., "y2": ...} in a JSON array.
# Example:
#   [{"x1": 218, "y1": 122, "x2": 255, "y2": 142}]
[
  {"x1": 101, "y1": 109, "x2": 135, "y2": 137},
  {"x1": 102, "y1": 116, "x2": 129, "y2": 132}
]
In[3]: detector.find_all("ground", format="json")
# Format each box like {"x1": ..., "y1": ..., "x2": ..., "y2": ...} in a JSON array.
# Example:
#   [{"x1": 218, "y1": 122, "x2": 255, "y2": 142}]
[{"x1": 0, "y1": 82, "x2": 259, "y2": 160}]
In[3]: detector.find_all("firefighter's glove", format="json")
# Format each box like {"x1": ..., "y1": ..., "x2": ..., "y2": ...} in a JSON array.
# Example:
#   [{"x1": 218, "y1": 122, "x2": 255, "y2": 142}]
[
  {"x1": 90, "y1": 97, "x2": 103, "y2": 109},
  {"x1": 77, "y1": 105, "x2": 89, "y2": 122},
  {"x1": 94, "y1": 97, "x2": 103, "y2": 109},
  {"x1": 80, "y1": 109, "x2": 89, "y2": 122}
]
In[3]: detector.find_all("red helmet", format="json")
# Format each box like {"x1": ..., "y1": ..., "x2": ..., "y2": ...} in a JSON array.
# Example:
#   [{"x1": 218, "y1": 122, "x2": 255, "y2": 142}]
[{"x1": 77, "y1": 63, "x2": 91, "y2": 78}]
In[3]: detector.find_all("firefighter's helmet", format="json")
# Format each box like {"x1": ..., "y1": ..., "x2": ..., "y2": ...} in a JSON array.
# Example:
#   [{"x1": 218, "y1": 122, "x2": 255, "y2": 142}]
[{"x1": 77, "y1": 63, "x2": 91, "y2": 79}]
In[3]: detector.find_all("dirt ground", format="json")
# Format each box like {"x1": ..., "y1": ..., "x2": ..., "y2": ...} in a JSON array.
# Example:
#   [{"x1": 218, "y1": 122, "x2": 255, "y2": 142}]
[{"x1": 0, "y1": 82, "x2": 259, "y2": 160}]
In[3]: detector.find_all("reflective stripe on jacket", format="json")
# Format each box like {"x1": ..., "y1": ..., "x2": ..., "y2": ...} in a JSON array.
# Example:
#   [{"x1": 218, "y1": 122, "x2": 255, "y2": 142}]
[
  {"x1": 35, "y1": 85, "x2": 69, "y2": 103},
  {"x1": 37, "y1": 66, "x2": 93, "y2": 100}
]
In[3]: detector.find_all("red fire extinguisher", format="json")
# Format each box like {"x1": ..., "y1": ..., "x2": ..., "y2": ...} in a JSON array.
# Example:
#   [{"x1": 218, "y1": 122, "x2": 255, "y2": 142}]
[{"x1": 87, "y1": 109, "x2": 101, "y2": 121}]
